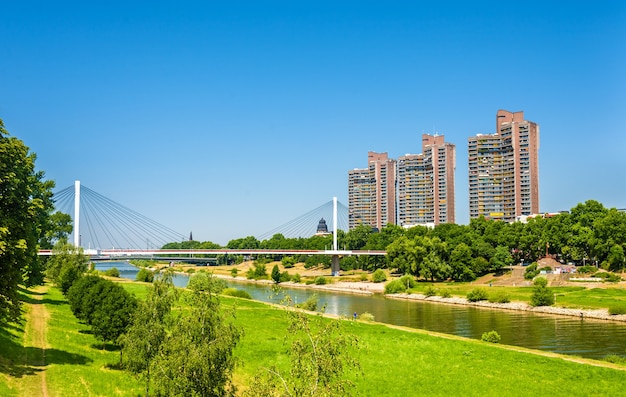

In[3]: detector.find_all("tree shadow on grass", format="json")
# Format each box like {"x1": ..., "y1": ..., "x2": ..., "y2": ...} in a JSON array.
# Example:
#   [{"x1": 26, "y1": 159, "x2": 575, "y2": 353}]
[
  {"x1": 17, "y1": 286, "x2": 66, "y2": 306},
  {"x1": 0, "y1": 329, "x2": 93, "y2": 378},
  {"x1": 90, "y1": 342, "x2": 120, "y2": 352}
]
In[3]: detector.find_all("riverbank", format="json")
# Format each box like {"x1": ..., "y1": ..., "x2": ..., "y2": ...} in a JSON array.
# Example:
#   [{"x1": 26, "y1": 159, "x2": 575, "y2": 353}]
[{"x1": 215, "y1": 274, "x2": 626, "y2": 323}]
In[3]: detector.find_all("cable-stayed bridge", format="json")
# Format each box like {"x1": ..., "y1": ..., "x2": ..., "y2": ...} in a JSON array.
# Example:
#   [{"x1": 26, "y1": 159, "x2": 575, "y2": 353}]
[
  {"x1": 52, "y1": 181, "x2": 384, "y2": 274},
  {"x1": 53, "y1": 181, "x2": 351, "y2": 251}
]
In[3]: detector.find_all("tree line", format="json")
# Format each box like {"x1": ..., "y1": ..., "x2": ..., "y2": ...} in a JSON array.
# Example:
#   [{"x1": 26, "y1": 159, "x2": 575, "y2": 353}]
[{"x1": 168, "y1": 200, "x2": 626, "y2": 282}]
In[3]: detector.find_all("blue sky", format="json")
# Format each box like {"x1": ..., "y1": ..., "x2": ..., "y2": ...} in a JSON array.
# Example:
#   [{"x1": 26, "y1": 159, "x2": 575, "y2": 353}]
[{"x1": 2, "y1": 1, "x2": 625, "y2": 245}]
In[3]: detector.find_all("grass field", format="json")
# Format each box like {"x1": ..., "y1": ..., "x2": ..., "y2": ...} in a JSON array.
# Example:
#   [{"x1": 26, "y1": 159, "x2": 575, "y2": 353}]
[{"x1": 2, "y1": 281, "x2": 626, "y2": 396}]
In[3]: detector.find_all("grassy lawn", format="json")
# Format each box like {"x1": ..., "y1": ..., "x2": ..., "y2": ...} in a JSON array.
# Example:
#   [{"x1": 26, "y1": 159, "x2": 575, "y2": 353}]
[
  {"x1": 407, "y1": 282, "x2": 626, "y2": 309},
  {"x1": 2, "y1": 280, "x2": 626, "y2": 396}
]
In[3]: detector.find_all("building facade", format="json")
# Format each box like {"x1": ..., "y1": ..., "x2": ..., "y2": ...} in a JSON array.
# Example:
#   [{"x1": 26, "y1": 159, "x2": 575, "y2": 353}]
[
  {"x1": 348, "y1": 152, "x2": 397, "y2": 230},
  {"x1": 397, "y1": 134, "x2": 456, "y2": 227},
  {"x1": 468, "y1": 110, "x2": 539, "y2": 221}
]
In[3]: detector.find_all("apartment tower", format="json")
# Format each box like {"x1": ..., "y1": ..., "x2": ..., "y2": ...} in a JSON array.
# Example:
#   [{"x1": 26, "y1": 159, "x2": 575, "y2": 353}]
[
  {"x1": 348, "y1": 152, "x2": 397, "y2": 230},
  {"x1": 397, "y1": 134, "x2": 456, "y2": 227},
  {"x1": 468, "y1": 110, "x2": 539, "y2": 221}
]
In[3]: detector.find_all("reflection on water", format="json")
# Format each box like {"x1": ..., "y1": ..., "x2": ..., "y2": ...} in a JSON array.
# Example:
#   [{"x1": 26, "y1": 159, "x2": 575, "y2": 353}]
[{"x1": 96, "y1": 262, "x2": 626, "y2": 360}]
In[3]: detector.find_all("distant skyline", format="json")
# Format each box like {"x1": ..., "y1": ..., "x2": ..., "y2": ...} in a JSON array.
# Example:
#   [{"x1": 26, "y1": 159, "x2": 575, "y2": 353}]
[{"x1": 1, "y1": 1, "x2": 624, "y2": 245}]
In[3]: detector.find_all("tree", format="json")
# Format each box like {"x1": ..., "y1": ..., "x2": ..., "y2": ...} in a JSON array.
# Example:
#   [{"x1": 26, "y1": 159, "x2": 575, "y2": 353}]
[
  {"x1": 120, "y1": 271, "x2": 178, "y2": 396},
  {"x1": 151, "y1": 282, "x2": 241, "y2": 396},
  {"x1": 271, "y1": 264, "x2": 281, "y2": 283},
  {"x1": 0, "y1": 119, "x2": 61, "y2": 322},
  {"x1": 530, "y1": 277, "x2": 554, "y2": 307},
  {"x1": 90, "y1": 281, "x2": 137, "y2": 343},
  {"x1": 245, "y1": 299, "x2": 360, "y2": 397},
  {"x1": 46, "y1": 241, "x2": 89, "y2": 294}
]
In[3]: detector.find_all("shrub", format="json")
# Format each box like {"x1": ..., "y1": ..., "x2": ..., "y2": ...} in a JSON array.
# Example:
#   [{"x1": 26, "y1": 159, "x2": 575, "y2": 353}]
[
  {"x1": 399, "y1": 274, "x2": 416, "y2": 289},
  {"x1": 221, "y1": 288, "x2": 252, "y2": 299},
  {"x1": 104, "y1": 267, "x2": 120, "y2": 277},
  {"x1": 296, "y1": 294, "x2": 318, "y2": 311},
  {"x1": 291, "y1": 273, "x2": 301, "y2": 283},
  {"x1": 136, "y1": 268, "x2": 154, "y2": 283},
  {"x1": 384, "y1": 279, "x2": 407, "y2": 294},
  {"x1": 314, "y1": 276, "x2": 327, "y2": 285},
  {"x1": 530, "y1": 277, "x2": 554, "y2": 306},
  {"x1": 597, "y1": 272, "x2": 622, "y2": 282},
  {"x1": 359, "y1": 312, "x2": 375, "y2": 322},
  {"x1": 524, "y1": 263, "x2": 539, "y2": 280},
  {"x1": 186, "y1": 268, "x2": 196, "y2": 274},
  {"x1": 609, "y1": 304, "x2": 626, "y2": 315},
  {"x1": 466, "y1": 288, "x2": 489, "y2": 302},
  {"x1": 359, "y1": 273, "x2": 369, "y2": 282},
  {"x1": 488, "y1": 290, "x2": 511, "y2": 304},
  {"x1": 603, "y1": 354, "x2": 626, "y2": 365},
  {"x1": 439, "y1": 289, "x2": 452, "y2": 298},
  {"x1": 424, "y1": 286, "x2": 437, "y2": 297},
  {"x1": 281, "y1": 256, "x2": 296, "y2": 268},
  {"x1": 577, "y1": 265, "x2": 597, "y2": 274},
  {"x1": 231, "y1": 267, "x2": 239, "y2": 278},
  {"x1": 481, "y1": 330, "x2": 501, "y2": 343},
  {"x1": 371, "y1": 269, "x2": 387, "y2": 283},
  {"x1": 187, "y1": 271, "x2": 226, "y2": 293}
]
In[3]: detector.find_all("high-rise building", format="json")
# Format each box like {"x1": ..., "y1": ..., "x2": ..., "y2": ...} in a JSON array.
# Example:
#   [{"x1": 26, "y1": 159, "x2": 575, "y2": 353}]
[
  {"x1": 397, "y1": 134, "x2": 456, "y2": 227},
  {"x1": 468, "y1": 110, "x2": 539, "y2": 221},
  {"x1": 348, "y1": 152, "x2": 397, "y2": 230}
]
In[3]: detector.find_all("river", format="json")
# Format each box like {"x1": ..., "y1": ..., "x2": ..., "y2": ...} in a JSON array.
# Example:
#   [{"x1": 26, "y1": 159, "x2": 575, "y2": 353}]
[{"x1": 96, "y1": 261, "x2": 626, "y2": 360}]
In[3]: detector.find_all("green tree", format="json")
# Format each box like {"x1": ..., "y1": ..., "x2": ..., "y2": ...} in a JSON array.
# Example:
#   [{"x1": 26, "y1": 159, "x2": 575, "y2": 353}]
[
  {"x1": 490, "y1": 245, "x2": 513, "y2": 272},
  {"x1": 530, "y1": 277, "x2": 554, "y2": 307},
  {"x1": 45, "y1": 241, "x2": 89, "y2": 294},
  {"x1": 90, "y1": 281, "x2": 137, "y2": 343},
  {"x1": 0, "y1": 120, "x2": 60, "y2": 322},
  {"x1": 151, "y1": 284, "x2": 241, "y2": 396},
  {"x1": 271, "y1": 264, "x2": 281, "y2": 283},
  {"x1": 245, "y1": 299, "x2": 360, "y2": 397},
  {"x1": 187, "y1": 270, "x2": 226, "y2": 293},
  {"x1": 120, "y1": 271, "x2": 178, "y2": 396}
]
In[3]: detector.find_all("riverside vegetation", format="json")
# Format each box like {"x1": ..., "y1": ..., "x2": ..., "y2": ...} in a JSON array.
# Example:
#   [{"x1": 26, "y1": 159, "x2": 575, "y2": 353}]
[{"x1": 3, "y1": 278, "x2": 626, "y2": 396}]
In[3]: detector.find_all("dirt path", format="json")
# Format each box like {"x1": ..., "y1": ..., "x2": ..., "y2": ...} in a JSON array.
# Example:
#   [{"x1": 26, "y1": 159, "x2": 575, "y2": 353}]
[{"x1": 21, "y1": 285, "x2": 50, "y2": 397}]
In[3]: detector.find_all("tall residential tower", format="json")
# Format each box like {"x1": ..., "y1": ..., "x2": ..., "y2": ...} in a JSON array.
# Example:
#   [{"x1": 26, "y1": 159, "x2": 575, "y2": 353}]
[
  {"x1": 348, "y1": 152, "x2": 397, "y2": 230},
  {"x1": 468, "y1": 110, "x2": 539, "y2": 221},
  {"x1": 397, "y1": 134, "x2": 456, "y2": 227}
]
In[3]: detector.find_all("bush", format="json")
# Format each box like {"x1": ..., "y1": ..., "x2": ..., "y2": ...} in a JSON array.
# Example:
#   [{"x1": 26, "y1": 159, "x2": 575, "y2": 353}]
[
  {"x1": 314, "y1": 276, "x2": 327, "y2": 285},
  {"x1": 281, "y1": 256, "x2": 296, "y2": 268},
  {"x1": 371, "y1": 269, "x2": 387, "y2": 283},
  {"x1": 524, "y1": 263, "x2": 539, "y2": 280},
  {"x1": 596, "y1": 272, "x2": 622, "y2": 282},
  {"x1": 136, "y1": 268, "x2": 154, "y2": 283},
  {"x1": 439, "y1": 289, "x2": 452, "y2": 298},
  {"x1": 247, "y1": 263, "x2": 268, "y2": 280},
  {"x1": 271, "y1": 264, "x2": 281, "y2": 283},
  {"x1": 186, "y1": 268, "x2": 195, "y2": 274},
  {"x1": 296, "y1": 294, "x2": 318, "y2": 311},
  {"x1": 481, "y1": 330, "x2": 501, "y2": 343},
  {"x1": 399, "y1": 274, "x2": 416, "y2": 289},
  {"x1": 291, "y1": 273, "x2": 301, "y2": 283},
  {"x1": 577, "y1": 265, "x2": 597, "y2": 274},
  {"x1": 231, "y1": 267, "x2": 239, "y2": 278},
  {"x1": 424, "y1": 286, "x2": 437, "y2": 297},
  {"x1": 530, "y1": 277, "x2": 554, "y2": 306},
  {"x1": 488, "y1": 290, "x2": 511, "y2": 304},
  {"x1": 359, "y1": 273, "x2": 369, "y2": 282},
  {"x1": 609, "y1": 304, "x2": 626, "y2": 315},
  {"x1": 359, "y1": 312, "x2": 375, "y2": 322},
  {"x1": 187, "y1": 271, "x2": 226, "y2": 293},
  {"x1": 104, "y1": 267, "x2": 120, "y2": 277},
  {"x1": 384, "y1": 279, "x2": 407, "y2": 294},
  {"x1": 221, "y1": 288, "x2": 252, "y2": 299},
  {"x1": 466, "y1": 288, "x2": 489, "y2": 302}
]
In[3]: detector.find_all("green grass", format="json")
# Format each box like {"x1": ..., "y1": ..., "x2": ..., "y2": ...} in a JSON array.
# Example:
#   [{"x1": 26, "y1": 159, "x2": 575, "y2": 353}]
[
  {"x1": 226, "y1": 296, "x2": 626, "y2": 396},
  {"x1": 3, "y1": 281, "x2": 626, "y2": 396},
  {"x1": 408, "y1": 282, "x2": 626, "y2": 310}
]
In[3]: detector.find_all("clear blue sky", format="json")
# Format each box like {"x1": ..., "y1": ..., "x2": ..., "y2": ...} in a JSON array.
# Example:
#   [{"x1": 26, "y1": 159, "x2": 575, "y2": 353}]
[{"x1": 2, "y1": 1, "x2": 625, "y2": 245}]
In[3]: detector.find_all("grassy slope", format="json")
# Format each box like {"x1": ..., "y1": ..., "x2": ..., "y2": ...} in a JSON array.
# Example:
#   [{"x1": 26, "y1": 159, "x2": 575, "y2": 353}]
[
  {"x1": 228, "y1": 296, "x2": 626, "y2": 396},
  {"x1": 2, "y1": 281, "x2": 626, "y2": 396}
]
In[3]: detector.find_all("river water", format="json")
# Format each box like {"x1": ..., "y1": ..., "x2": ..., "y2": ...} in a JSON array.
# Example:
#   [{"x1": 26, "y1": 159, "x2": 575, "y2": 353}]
[{"x1": 96, "y1": 261, "x2": 626, "y2": 360}]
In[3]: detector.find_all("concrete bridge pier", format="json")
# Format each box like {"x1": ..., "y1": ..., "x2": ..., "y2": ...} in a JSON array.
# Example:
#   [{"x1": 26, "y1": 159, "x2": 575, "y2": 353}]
[{"x1": 331, "y1": 254, "x2": 340, "y2": 276}]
